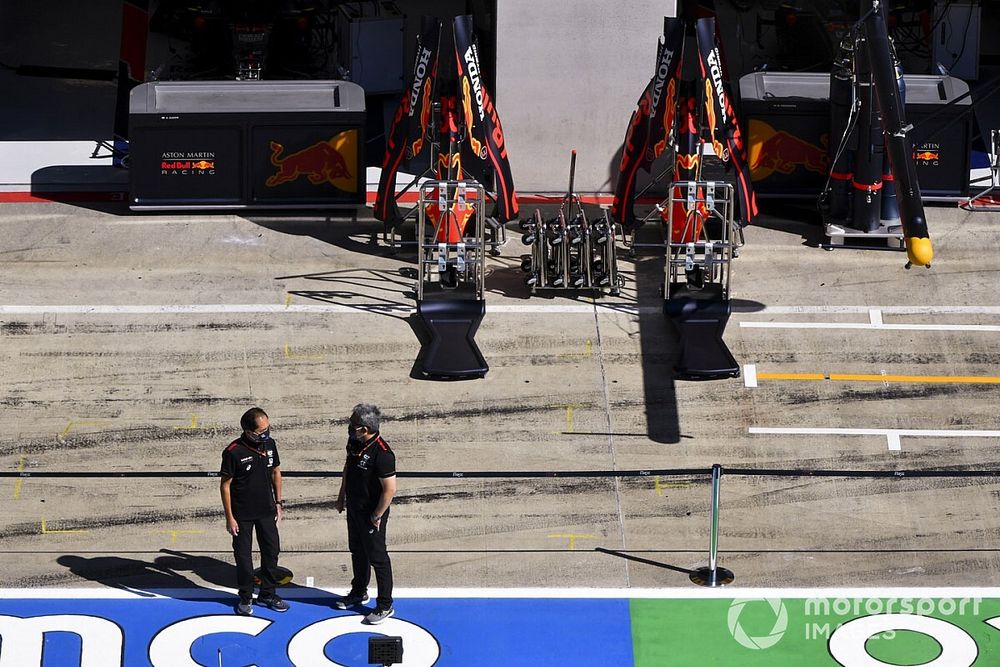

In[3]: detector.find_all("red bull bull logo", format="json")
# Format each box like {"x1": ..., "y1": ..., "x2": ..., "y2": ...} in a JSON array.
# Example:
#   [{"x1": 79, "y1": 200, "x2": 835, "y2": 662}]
[
  {"x1": 748, "y1": 120, "x2": 829, "y2": 180},
  {"x1": 913, "y1": 150, "x2": 940, "y2": 163},
  {"x1": 266, "y1": 132, "x2": 357, "y2": 191}
]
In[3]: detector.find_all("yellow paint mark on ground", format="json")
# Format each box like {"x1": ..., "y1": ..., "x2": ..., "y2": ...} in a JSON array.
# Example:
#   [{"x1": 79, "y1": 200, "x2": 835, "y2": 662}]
[
  {"x1": 285, "y1": 293, "x2": 292, "y2": 307},
  {"x1": 156, "y1": 529, "x2": 204, "y2": 544},
  {"x1": 13, "y1": 455, "x2": 25, "y2": 500},
  {"x1": 57, "y1": 420, "x2": 110, "y2": 441},
  {"x1": 547, "y1": 533, "x2": 597, "y2": 550},
  {"x1": 757, "y1": 372, "x2": 1000, "y2": 384},
  {"x1": 41, "y1": 518, "x2": 87, "y2": 534},
  {"x1": 283, "y1": 342, "x2": 324, "y2": 360},
  {"x1": 566, "y1": 405, "x2": 574, "y2": 433},
  {"x1": 557, "y1": 340, "x2": 594, "y2": 360},
  {"x1": 654, "y1": 476, "x2": 691, "y2": 495},
  {"x1": 173, "y1": 415, "x2": 199, "y2": 430}
]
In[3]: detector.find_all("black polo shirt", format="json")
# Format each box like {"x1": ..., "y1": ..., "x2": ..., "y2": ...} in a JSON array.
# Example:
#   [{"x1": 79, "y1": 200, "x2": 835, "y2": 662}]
[
  {"x1": 344, "y1": 434, "x2": 395, "y2": 513},
  {"x1": 220, "y1": 436, "x2": 280, "y2": 520}
]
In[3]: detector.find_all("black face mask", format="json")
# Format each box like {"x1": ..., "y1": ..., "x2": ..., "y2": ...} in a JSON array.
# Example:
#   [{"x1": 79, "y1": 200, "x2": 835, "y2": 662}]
[{"x1": 246, "y1": 429, "x2": 270, "y2": 445}]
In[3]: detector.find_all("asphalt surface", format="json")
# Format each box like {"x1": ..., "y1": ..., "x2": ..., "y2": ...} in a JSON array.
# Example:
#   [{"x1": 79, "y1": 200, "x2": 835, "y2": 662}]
[{"x1": 2, "y1": 199, "x2": 1000, "y2": 592}]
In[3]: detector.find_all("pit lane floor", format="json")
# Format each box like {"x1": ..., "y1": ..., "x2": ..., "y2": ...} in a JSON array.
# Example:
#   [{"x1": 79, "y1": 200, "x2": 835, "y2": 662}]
[{"x1": 1, "y1": 200, "x2": 1000, "y2": 664}]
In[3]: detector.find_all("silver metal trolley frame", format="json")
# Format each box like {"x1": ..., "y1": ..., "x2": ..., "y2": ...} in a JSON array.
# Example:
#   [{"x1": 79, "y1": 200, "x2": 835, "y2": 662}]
[
  {"x1": 662, "y1": 180, "x2": 741, "y2": 380},
  {"x1": 962, "y1": 129, "x2": 1000, "y2": 212},
  {"x1": 416, "y1": 180, "x2": 486, "y2": 301},
  {"x1": 664, "y1": 181, "x2": 738, "y2": 300}
]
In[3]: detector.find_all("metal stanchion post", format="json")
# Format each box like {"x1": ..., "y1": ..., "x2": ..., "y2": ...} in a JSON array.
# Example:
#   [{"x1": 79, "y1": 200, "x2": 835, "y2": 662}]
[{"x1": 690, "y1": 464, "x2": 735, "y2": 586}]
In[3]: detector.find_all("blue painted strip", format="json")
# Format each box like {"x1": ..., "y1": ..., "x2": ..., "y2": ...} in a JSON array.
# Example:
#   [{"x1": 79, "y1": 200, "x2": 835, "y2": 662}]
[{"x1": 0, "y1": 596, "x2": 634, "y2": 666}]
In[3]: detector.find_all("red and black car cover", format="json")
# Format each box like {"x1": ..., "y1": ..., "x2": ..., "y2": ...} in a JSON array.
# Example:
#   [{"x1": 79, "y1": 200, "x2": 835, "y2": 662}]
[
  {"x1": 374, "y1": 16, "x2": 442, "y2": 226},
  {"x1": 695, "y1": 17, "x2": 758, "y2": 226},
  {"x1": 375, "y1": 15, "x2": 518, "y2": 225},
  {"x1": 610, "y1": 18, "x2": 685, "y2": 231},
  {"x1": 453, "y1": 14, "x2": 518, "y2": 222}
]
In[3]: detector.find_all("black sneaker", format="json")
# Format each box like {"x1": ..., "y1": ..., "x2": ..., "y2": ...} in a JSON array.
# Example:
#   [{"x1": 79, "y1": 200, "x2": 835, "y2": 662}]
[
  {"x1": 334, "y1": 591, "x2": 369, "y2": 609},
  {"x1": 256, "y1": 594, "x2": 289, "y2": 612},
  {"x1": 236, "y1": 598, "x2": 253, "y2": 616},
  {"x1": 364, "y1": 606, "x2": 395, "y2": 625}
]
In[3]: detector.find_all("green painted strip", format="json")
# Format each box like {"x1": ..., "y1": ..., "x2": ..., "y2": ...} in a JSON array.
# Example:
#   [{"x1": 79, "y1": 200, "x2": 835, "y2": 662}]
[{"x1": 630, "y1": 597, "x2": 1000, "y2": 666}]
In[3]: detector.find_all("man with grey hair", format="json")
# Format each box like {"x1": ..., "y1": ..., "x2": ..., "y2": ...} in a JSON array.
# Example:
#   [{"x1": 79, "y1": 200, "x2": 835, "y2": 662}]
[{"x1": 334, "y1": 403, "x2": 397, "y2": 624}]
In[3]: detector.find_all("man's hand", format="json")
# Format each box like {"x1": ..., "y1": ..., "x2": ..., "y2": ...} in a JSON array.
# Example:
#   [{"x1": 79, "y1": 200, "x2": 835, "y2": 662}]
[
  {"x1": 226, "y1": 517, "x2": 239, "y2": 536},
  {"x1": 275, "y1": 504, "x2": 283, "y2": 524},
  {"x1": 335, "y1": 496, "x2": 345, "y2": 513},
  {"x1": 370, "y1": 513, "x2": 381, "y2": 529}
]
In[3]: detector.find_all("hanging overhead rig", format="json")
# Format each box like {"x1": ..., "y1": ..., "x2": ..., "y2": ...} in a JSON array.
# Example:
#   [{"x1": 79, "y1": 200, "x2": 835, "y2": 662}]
[
  {"x1": 611, "y1": 12, "x2": 758, "y2": 246},
  {"x1": 373, "y1": 15, "x2": 511, "y2": 380},
  {"x1": 609, "y1": 10, "x2": 755, "y2": 380},
  {"x1": 820, "y1": 0, "x2": 933, "y2": 269},
  {"x1": 518, "y1": 151, "x2": 622, "y2": 295},
  {"x1": 373, "y1": 15, "x2": 518, "y2": 258}
]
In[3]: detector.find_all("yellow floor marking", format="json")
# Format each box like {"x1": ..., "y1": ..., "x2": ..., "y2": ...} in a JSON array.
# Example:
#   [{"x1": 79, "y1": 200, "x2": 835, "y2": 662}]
[
  {"x1": 41, "y1": 518, "x2": 87, "y2": 534},
  {"x1": 57, "y1": 420, "x2": 110, "y2": 441},
  {"x1": 285, "y1": 293, "x2": 292, "y2": 307},
  {"x1": 13, "y1": 455, "x2": 25, "y2": 500},
  {"x1": 566, "y1": 405, "x2": 574, "y2": 433},
  {"x1": 155, "y1": 529, "x2": 204, "y2": 544},
  {"x1": 173, "y1": 415, "x2": 199, "y2": 430},
  {"x1": 654, "y1": 476, "x2": 691, "y2": 495},
  {"x1": 558, "y1": 339, "x2": 594, "y2": 359},
  {"x1": 283, "y1": 342, "x2": 324, "y2": 360},
  {"x1": 547, "y1": 533, "x2": 597, "y2": 550},
  {"x1": 757, "y1": 372, "x2": 1000, "y2": 384}
]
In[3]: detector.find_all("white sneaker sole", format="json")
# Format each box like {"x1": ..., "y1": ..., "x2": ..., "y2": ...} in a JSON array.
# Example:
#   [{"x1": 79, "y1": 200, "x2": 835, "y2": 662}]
[{"x1": 365, "y1": 609, "x2": 395, "y2": 625}]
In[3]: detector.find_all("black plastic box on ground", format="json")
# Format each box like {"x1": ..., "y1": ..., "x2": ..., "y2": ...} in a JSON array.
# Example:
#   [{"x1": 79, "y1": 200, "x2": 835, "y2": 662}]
[
  {"x1": 129, "y1": 81, "x2": 365, "y2": 210},
  {"x1": 739, "y1": 72, "x2": 971, "y2": 200}
]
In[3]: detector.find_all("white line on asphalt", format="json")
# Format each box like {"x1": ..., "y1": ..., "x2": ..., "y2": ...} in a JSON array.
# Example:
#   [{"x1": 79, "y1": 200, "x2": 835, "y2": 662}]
[
  {"x1": 3, "y1": 586, "x2": 1000, "y2": 599},
  {"x1": 740, "y1": 321, "x2": 1000, "y2": 332},
  {"x1": 750, "y1": 427, "x2": 1000, "y2": 451},
  {"x1": 744, "y1": 364, "x2": 758, "y2": 388},
  {"x1": 1, "y1": 304, "x2": 1000, "y2": 316},
  {"x1": 736, "y1": 306, "x2": 1000, "y2": 315}
]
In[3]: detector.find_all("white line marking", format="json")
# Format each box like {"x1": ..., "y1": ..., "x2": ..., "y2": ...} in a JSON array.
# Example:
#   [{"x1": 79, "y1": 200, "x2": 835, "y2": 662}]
[
  {"x1": 736, "y1": 306, "x2": 1000, "y2": 315},
  {"x1": 751, "y1": 426, "x2": 1000, "y2": 451},
  {"x1": 306, "y1": 576, "x2": 315, "y2": 588},
  {"x1": 3, "y1": 586, "x2": 1000, "y2": 599},
  {"x1": 741, "y1": 322, "x2": 1000, "y2": 332},
  {"x1": 0, "y1": 304, "x2": 637, "y2": 315},
  {"x1": 869, "y1": 309, "x2": 883, "y2": 326},
  {"x1": 750, "y1": 427, "x2": 1000, "y2": 438},
  {"x1": 744, "y1": 364, "x2": 758, "y2": 388},
  {"x1": 0, "y1": 304, "x2": 999, "y2": 317}
]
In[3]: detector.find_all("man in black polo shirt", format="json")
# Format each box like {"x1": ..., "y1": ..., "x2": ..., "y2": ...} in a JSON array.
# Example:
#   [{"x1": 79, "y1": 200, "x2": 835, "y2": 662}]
[
  {"x1": 220, "y1": 407, "x2": 288, "y2": 615},
  {"x1": 334, "y1": 403, "x2": 397, "y2": 624}
]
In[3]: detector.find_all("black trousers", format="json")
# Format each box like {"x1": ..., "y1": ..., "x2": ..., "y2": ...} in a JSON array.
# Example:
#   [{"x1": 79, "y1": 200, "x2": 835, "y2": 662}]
[
  {"x1": 232, "y1": 515, "x2": 280, "y2": 601},
  {"x1": 347, "y1": 508, "x2": 393, "y2": 609}
]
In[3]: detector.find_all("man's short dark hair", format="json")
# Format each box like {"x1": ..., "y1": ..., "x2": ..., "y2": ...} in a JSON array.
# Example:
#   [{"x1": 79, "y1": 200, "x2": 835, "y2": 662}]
[
  {"x1": 241, "y1": 407, "x2": 268, "y2": 431},
  {"x1": 352, "y1": 403, "x2": 381, "y2": 432}
]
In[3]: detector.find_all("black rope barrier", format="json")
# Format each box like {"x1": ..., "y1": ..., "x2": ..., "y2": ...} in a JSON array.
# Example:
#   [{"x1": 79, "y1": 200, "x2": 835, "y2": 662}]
[{"x1": 3, "y1": 467, "x2": 1000, "y2": 479}]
